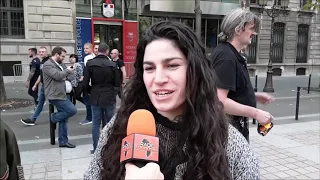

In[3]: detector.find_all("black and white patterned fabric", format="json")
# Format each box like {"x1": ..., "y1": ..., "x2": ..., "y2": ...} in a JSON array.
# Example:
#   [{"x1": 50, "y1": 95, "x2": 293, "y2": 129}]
[{"x1": 84, "y1": 115, "x2": 260, "y2": 180}]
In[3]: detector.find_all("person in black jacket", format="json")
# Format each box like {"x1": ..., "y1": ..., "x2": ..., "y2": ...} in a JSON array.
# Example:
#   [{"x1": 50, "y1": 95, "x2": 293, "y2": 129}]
[
  {"x1": 21, "y1": 46, "x2": 50, "y2": 126},
  {"x1": 83, "y1": 43, "x2": 120, "y2": 154},
  {"x1": 26, "y1": 48, "x2": 41, "y2": 107},
  {"x1": 0, "y1": 119, "x2": 24, "y2": 180}
]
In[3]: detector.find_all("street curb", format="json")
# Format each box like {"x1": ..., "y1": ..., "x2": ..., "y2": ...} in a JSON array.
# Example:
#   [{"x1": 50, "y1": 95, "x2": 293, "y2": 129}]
[
  {"x1": 1, "y1": 108, "x2": 87, "y2": 116},
  {"x1": 17, "y1": 113, "x2": 320, "y2": 146},
  {"x1": 1, "y1": 105, "x2": 121, "y2": 116},
  {"x1": 2, "y1": 95, "x2": 319, "y2": 116}
]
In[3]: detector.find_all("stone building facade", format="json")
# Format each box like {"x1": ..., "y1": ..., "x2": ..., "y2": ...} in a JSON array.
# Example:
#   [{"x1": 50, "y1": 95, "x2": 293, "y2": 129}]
[
  {"x1": 1, "y1": 0, "x2": 319, "y2": 82},
  {"x1": 248, "y1": 0, "x2": 320, "y2": 76},
  {"x1": 0, "y1": 0, "x2": 76, "y2": 82}
]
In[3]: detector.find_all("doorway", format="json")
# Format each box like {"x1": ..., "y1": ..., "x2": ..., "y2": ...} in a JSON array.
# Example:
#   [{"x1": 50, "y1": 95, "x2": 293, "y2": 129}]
[{"x1": 94, "y1": 21, "x2": 123, "y2": 57}]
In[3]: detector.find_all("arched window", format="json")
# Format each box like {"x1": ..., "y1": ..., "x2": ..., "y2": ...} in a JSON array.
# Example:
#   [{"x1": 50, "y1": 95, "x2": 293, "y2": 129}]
[
  {"x1": 296, "y1": 24, "x2": 309, "y2": 63},
  {"x1": 248, "y1": 69, "x2": 256, "y2": 77},
  {"x1": 296, "y1": 68, "x2": 306, "y2": 76},
  {"x1": 271, "y1": 22, "x2": 285, "y2": 63},
  {"x1": 273, "y1": 68, "x2": 282, "y2": 76},
  {"x1": 0, "y1": 0, "x2": 24, "y2": 38}
]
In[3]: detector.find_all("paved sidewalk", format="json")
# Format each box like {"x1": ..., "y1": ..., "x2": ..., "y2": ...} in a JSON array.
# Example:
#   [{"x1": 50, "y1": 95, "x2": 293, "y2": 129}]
[
  {"x1": 21, "y1": 144, "x2": 92, "y2": 180},
  {"x1": 250, "y1": 120, "x2": 320, "y2": 179},
  {"x1": 20, "y1": 120, "x2": 320, "y2": 179}
]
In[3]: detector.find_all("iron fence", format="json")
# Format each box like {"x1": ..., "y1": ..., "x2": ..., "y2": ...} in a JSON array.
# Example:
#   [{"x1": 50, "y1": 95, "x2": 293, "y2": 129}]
[{"x1": 12, "y1": 62, "x2": 135, "y2": 82}]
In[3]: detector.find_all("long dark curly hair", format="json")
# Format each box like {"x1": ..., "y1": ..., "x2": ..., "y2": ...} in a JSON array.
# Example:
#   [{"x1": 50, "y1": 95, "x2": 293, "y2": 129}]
[{"x1": 100, "y1": 21, "x2": 231, "y2": 180}]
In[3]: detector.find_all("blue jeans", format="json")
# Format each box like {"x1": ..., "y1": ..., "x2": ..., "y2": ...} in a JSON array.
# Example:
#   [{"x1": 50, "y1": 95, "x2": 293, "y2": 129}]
[
  {"x1": 83, "y1": 95, "x2": 92, "y2": 121},
  {"x1": 49, "y1": 97, "x2": 77, "y2": 145},
  {"x1": 31, "y1": 85, "x2": 46, "y2": 121},
  {"x1": 91, "y1": 103, "x2": 115, "y2": 151}
]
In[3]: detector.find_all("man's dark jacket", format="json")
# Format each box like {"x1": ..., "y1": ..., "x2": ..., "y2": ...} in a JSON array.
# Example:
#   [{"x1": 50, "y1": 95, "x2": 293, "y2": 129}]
[{"x1": 83, "y1": 54, "x2": 120, "y2": 108}]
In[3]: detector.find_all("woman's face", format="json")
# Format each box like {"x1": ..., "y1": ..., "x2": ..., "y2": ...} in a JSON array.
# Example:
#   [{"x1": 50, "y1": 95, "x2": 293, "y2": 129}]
[
  {"x1": 69, "y1": 57, "x2": 76, "y2": 64},
  {"x1": 143, "y1": 39, "x2": 188, "y2": 120}
]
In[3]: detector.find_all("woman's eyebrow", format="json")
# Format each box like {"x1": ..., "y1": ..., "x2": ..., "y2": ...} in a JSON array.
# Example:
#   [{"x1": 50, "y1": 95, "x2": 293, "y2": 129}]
[{"x1": 143, "y1": 57, "x2": 183, "y2": 65}]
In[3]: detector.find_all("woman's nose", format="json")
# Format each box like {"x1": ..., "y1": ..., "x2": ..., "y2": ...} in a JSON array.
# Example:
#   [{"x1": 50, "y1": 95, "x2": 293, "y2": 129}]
[{"x1": 154, "y1": 68, "x2": 168, "y2": 84}]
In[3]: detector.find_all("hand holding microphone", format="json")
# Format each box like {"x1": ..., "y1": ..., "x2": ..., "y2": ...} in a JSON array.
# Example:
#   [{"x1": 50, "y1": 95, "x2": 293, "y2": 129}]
[
  {"x1": 125, "y1": 162, "x2": 164, "y2": 180},
  {"x1": 120, "y1": 109, "x2": 164, "y2": 179}
]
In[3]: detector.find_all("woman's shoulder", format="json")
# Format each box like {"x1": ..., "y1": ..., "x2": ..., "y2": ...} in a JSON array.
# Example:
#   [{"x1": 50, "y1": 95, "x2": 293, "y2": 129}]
[
  {"x1": 84, "y1": 115, "x2": 117, "y2": 180},
  {"x1": 99, "y1": 115, "x2": 117, "y2": 142},
  {"x1": 226, "y1": 125, "x2": 260, "y2": 179},
  {"x1": 226, "y1": 124, "x2": 252, "y2": 156}
]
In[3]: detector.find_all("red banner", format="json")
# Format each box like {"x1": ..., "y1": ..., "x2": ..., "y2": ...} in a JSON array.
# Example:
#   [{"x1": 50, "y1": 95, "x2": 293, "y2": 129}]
[{"x1": 123, "y1": 21, "x2": 138, "y2": 63}]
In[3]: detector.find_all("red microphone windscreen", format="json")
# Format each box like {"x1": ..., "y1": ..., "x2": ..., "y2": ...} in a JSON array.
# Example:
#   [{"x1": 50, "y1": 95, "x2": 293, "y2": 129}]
[{"x1": 126, "y1": 109, "x2": 156, "y2": 136}]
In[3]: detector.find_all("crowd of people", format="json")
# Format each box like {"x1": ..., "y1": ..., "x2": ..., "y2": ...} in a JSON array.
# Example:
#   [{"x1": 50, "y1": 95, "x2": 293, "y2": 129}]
[
  {"x1": 20, "y1": 42, "x2": 126, "y2": 152},
  {"x1": 8, "y1": 8, "x2": 276, "y2": 180}
]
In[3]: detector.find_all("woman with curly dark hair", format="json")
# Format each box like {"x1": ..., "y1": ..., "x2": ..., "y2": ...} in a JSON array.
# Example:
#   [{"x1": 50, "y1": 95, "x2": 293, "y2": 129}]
[{"x1": 84, "y1": 21, "x2": 259, "y2": 180}]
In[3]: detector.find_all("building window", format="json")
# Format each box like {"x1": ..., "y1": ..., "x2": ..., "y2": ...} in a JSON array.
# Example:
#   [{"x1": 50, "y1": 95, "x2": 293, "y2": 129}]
[
  {"x1": 0, "y1": 0, "x2": 24, "y2": 38},
  {"x1": 272, "y1": 68, "x2": 282, "y2": 76},
  {"x1": 296, "y1": 24, "x2": 309, "y2": 63},
  {"x1": 153, "y1": 17, "x2": 166, "y2": 23},
  {"x1": 300, "y1": 0, "x2": 307, "y2": 9},
  {"x1": 206, "y1": 19, "x2": 218, "y2": 53},
  {"x1": 138, "y1": 16, "x2": 223, "y2": 55},
  {"x1": 250, "y1": 0, "x2": 257, "y2": 4},
  {"x1": 181, "y1": 18, "x2": 194, "y2": 30},
  {"x1": 124, "y1": 0, "x2": 137, "y2": 20},
  {"x1": 76, "y1": 0, "x2": 91, "y2": 18},
  {"x1": 139, "y1": 16, "x2": 151, "y2": 40},
  {"x1": 271, "y1": 22, "x2": 285, "y2": 63},
  {"x1": 248, "y1": 69, "x2": 256, "y2": 77},
  {"x1": 248, "y1": 35, "x2": 258, "y2": 63},
  {"x1": 296, "y1": 68, "x2": 306, "y2": 76}
]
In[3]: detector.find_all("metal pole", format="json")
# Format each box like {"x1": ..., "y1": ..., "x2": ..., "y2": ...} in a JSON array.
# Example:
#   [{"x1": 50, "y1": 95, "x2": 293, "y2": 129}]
[
  {"x1": 307, "y1": 74, "x2": 311, "y2": 94},
  {"x1": 49, "y1": 104, "x2": 56, "y2": 145},
  {"x1": 194, "y1": 0, "x2": 202, "y2": 40},
  {"x1": 295, "y1": 86, "x2": 300, "y2": 120},
  {"x1": 263, "y1": 13, "x2": 275, "y2": 93},
  {"x1": 253, "y1": 75, "x2": 258, "y2": 124}
]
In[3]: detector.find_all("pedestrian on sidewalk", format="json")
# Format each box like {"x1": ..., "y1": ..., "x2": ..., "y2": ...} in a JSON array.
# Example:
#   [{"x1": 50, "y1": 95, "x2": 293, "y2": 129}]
[
  {"x1": 42, "y1": 46, "x2": 77, "y2": 148},
  {"x1": 26, "y1": 48, "x2": 41, "y2": 109},
  {"x1": 110, "y1": 49, "x2": 127, "y2": 99},
  {"x1": 84, "y1": 21, "x2": 259, "y2": 180},
  {"x1": 69, "y1": 54, "x2": 85, "y2": 104},
  {"x1": 0, "y1": 120, "x2": 25, "y2": 180},
  {"x1": 83, "y1": 43, "x2": 120, "y2": 154},
  {"x1": 210, "y1": 8, "x2": 275, "y2": 142},
  {"x1": 80, "y1": 42, "x2": 95, "y2": 125},
  {"x1": 21, "y1": 46, "x2": 50, "y2": 126}
]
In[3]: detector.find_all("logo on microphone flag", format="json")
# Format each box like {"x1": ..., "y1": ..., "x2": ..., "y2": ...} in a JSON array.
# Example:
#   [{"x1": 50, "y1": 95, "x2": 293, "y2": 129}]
[{"x1": 120, "y1": 134, "x2": 159, "y2": 163}]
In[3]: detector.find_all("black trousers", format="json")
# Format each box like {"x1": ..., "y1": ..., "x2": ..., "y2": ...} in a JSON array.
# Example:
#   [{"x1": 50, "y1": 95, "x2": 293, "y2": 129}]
[{"x1": 230, "y1": 116, "x2": 249, "y2": 142}]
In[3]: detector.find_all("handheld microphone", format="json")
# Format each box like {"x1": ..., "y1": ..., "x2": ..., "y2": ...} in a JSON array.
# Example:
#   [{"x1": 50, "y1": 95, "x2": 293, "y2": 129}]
[{"x1": 120, "y1": 109, "x2": 159, "y2": 168}]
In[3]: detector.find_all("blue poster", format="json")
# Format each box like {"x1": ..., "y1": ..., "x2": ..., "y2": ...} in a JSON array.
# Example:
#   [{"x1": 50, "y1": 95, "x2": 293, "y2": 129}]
[{"x1": 76, "y1": 17, "x2": 92, "y2": 63}]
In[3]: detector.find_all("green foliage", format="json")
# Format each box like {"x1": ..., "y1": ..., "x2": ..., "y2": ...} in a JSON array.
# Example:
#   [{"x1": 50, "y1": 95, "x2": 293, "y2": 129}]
[{"x1": 303, "y1": 0, "x2": 320, "y2": 11}]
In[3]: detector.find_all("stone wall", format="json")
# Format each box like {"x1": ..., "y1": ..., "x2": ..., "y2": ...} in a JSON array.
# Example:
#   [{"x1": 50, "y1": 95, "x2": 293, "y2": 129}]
[
  {"x1": 1, "y1": 0, "x2": 76, "y2": 82},
  {"x1": 309, "y1": 13, "x2": 320, "y2": 68},
  {"x1": 249, "y1": 2, "x2": 320, "y2": 77}
]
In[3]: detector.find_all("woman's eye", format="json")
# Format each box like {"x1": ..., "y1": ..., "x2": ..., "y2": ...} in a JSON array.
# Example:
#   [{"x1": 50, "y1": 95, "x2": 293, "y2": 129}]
[
  {"x1": 167, "y1": 64, "x2": 180, "y2": 69},
  {"x1": 144, "y1": 66, "x2": 154, "y2": 71}
]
